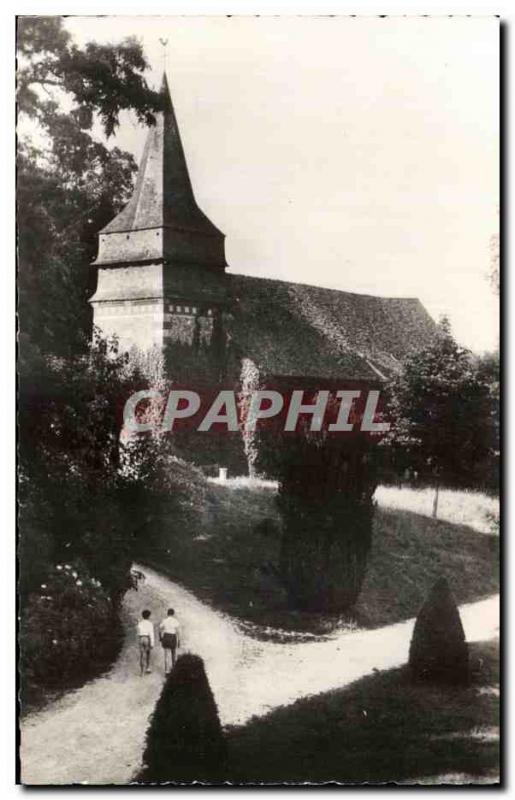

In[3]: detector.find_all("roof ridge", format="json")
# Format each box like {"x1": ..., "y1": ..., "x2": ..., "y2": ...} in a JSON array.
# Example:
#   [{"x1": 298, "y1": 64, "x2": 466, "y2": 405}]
[{"x1": 228, "y1": 272, "x2": 422, "y2": 303}]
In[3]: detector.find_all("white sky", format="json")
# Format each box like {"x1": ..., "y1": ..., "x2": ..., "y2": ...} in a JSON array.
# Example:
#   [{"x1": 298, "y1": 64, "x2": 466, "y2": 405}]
[{"x1": 65, "y1": 15, "x2": 499, "y2": 353}]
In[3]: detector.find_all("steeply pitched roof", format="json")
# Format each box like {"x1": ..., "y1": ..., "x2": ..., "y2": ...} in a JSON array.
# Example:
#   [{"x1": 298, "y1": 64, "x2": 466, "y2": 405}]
[
  {"x1": 227, "y1": 274, "x2": 437, "y2": 381},
  {"x1": 94, "y1": 73, "x2": 226, "y2": 270},
  {"x1": 102, "y1": 74, "x2": 221, "y2": 238}
]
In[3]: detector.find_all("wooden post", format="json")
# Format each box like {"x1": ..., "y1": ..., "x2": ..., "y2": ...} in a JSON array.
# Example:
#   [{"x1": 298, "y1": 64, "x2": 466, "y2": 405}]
[{"x1": 432, "y1": 478, "x2": 440, "y2": 519}]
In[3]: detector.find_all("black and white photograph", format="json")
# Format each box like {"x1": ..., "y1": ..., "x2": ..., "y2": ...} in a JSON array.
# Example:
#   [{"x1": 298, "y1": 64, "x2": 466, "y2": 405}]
[{"x1": 16, "y1": 14, "x2": 500, "y2": 786}]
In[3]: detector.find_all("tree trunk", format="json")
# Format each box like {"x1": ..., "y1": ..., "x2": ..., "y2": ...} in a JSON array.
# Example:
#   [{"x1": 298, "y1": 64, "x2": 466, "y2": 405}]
[{"x1": 432, "y1": 481, "x2": 440, "y2": 519}]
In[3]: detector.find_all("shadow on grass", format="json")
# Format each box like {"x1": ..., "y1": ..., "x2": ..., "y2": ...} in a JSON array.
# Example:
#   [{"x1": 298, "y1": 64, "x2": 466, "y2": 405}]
[
  {"x1": 354, "y1": 507, "x2": 499, "y2": 629},
  {"x1": 138, "y1": 485, "x2": 499, "y2": 638},
  {"x1": 225, "y1": 640, "x2": 500, "y2": 785}
]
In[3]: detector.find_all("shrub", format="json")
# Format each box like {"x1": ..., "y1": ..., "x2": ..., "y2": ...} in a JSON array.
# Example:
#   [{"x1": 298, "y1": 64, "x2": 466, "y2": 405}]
[
  {"x1": 125, "y1": 434, "x2": 211, "y2": 563},
  {"x1": 280, "y1": 489, "x2": 375, "y2": 612},
  {"x1": 19, "y1": 562, "x2": 121, "y2": 709},
  {"x1": 242, "y1": 381, "x2": 381, "y2": 612},
  {"x1": 271, "y1": 435, "x2": 377, "y2": 612},
  {"x1": 409, "y1": 577, "x2": 469, "y2": 685},
  {"x1": 18, "y1": 334, "x2": 147, "y2": 604},
  {"x1": 140, "y1": 654, "x2": 226, "y2": 784}
]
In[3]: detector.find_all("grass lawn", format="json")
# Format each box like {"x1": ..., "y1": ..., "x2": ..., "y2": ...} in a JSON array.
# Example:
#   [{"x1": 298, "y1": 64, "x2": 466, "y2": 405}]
[
  {"x1": 375, "y1": 485, "x2": 499, "y2": 534},
  {"x1": 225, "y1": 639, "x2": 500, "y2": 784},
  {"x1": 139, "y1": 483, "x2": 499, "y2": 637}
]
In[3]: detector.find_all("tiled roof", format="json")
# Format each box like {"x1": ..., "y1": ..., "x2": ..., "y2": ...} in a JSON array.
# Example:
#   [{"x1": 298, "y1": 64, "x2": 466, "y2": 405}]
[
  {"x1": 227, "y1": 274, "x2": 437, "y2": 381},
  {"x1": 94, "y1": 74, "x2": 226, "y2": 271},
  {"x1": 101, "y1": 73, "x2": 221, "y2": 238}
]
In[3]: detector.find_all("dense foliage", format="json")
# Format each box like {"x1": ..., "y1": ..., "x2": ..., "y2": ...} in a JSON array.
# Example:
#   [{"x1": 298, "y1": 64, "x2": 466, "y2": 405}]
[
  {"x1": 18, "y1": 335, "x2": 142, "y2": 600},
  {"x1": 277, "y1": 437, "x2": 378, "y2": 612},
  {"x1": 140, "y1": 654, "x2": 227, "y2": 784},
  {"x1": 17, "y1": 17, "x2": 162, "y2": 136},
  {"x1": 121, "y1": 426, "x2": 209, "y2": 565},
  {"x1": 247, "y1": 387, "x2": 380, "y2": 612},
  {"x1": 17, "y1": 17, "x2": 169, "y2": 705},
  {"x1": 409, "y1": 577, "x2": 469, "y2": 686},
  {"x1": 18, "y1": 334, "x2": 207, "y2": 704},
  {"x1": 385, "y1": 318, "x2": 497, "y2": 492},
  {"x1": 17, "y1": 16, "x2": 163, "y2": 355},
  {"x1": 18, "y1": 336, "x2": 144, "y2": 707},
  {"x1": 19, "y1": 563, "x2": 121, "y2": 709}
]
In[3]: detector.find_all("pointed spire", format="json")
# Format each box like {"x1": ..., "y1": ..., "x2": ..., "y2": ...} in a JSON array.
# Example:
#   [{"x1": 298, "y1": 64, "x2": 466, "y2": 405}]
[{"x1": 94, "y1": 71, "x2": 226, "y2": 270}]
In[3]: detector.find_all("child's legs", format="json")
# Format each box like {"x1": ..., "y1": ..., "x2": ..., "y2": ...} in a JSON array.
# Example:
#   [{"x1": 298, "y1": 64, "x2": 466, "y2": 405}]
[{"x1": 139, "y1": 637, "x2": 150, "y2": 672}]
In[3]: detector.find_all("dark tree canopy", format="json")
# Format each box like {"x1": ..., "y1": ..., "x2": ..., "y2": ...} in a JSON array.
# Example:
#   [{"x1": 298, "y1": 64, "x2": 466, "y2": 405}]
[
  {"x1": 17, "y1": 17, "x2": 163, "y2": 355},
  {"x1": 17, "y1": 16, "x2": 163, "y2": 137},
  {"x1": 385, "y1": 318, "x2": 496, "y2": 490}
]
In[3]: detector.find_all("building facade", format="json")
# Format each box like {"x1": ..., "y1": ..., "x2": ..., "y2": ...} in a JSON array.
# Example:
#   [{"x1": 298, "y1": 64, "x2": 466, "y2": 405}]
[{"x1": 91, "y1": 72, "x2": 437, "y2": 390}]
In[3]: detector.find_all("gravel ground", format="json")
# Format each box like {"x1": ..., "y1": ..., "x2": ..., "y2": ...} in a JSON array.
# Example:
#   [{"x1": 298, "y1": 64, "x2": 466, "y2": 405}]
[{"x1": 20, "y1": 565, "x2": 499, "y2": 785}]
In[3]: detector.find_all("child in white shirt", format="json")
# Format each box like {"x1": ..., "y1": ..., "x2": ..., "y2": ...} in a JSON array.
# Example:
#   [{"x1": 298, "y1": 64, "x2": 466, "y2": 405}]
[
  {"x1": 159, "y1": 608, "x2": 181, "y2": 674},
  {"x1": 137, "y1": 609, "x2": 155, "y2": 675}
]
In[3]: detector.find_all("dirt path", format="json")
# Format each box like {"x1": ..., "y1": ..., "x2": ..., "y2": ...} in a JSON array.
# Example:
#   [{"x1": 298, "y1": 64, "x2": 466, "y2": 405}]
[{"x1": 20, "y1": 565, "x2": 500, "y2": 785}]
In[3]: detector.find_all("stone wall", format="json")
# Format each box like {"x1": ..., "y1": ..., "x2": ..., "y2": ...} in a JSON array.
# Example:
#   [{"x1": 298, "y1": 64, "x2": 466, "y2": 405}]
[{"x1": 92, "y1": 299, "x2": 164, "y2": 353}]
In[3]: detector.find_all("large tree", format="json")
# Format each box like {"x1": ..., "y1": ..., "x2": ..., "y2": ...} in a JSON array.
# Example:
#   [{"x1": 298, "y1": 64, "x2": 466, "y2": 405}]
[
  {"x1": 16, "y1": 21, "x2": 211, "y2": 703},
  {"x1": 385, "y1": 318, "x2": 495, "y2": 513},
  {"x1": 17, "y1": 16, "x2": 163, "y2": 355}
]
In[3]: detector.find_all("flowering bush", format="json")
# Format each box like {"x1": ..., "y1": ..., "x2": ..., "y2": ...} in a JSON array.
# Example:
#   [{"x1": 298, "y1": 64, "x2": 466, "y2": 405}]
[{"x1": 19, "y1": 562, "x2": 121, "y2": 707}]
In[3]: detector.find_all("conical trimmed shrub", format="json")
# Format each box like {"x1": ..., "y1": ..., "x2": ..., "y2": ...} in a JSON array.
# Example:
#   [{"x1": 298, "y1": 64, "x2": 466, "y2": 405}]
[
  {"x1": 409, "y1": 577, "x2": 469, "y2": 685},
  {"x1": 139, "y1": 654, "x2": 226, "y2": 784}
]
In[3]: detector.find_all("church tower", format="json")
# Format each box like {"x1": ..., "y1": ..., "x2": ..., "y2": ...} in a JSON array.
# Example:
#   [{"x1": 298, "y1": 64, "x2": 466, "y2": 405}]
[{"x1": 90, "y1": 73, "x2": 228, "y2": 357}]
